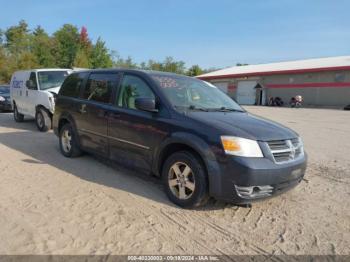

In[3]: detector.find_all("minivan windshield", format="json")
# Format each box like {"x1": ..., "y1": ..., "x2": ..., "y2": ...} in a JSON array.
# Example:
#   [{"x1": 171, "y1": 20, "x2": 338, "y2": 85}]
[
  {"x1": 38, "y1": 71, "x2": 69, "y2": 90},
  {"x1": 151, "y1": 74, "x2": 244, "y2": 112}
]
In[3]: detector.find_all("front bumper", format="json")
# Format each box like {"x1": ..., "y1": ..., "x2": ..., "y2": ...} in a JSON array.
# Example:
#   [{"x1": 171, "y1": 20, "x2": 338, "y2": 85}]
[
  {"x1": 0, "y1": 101, "x2": 12, "y2": 111},
  {"x1": 208, "y1": 154, "x2": 307, "y2": 204}
]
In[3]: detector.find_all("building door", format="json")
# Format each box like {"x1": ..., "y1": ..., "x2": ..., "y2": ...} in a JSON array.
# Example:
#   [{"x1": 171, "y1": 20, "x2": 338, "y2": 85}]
[
  {"x1": 254, "y1": 83, "x2": 266, "y2": 105},
  {"x1": 261, "y1": 88, "x2": 266, "y2": 105},
  {"x1": 236, "y1": 81, "x2": 257, "y2": 105}
]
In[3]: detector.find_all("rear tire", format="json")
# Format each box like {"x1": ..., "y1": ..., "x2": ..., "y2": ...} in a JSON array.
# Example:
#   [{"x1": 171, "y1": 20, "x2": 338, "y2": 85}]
[
  {"x1": 35, "y1": 108, "x2": 51, "y2": 132},
  {"x1": 13, "y1": 104, "x2": 24, "y2": 122},
  {"x1": 59, "y1": 123, "x2": 82, "y2": 158},
  {"x1": 162, "y1": 151, "x2": 209, "y2": 208}
]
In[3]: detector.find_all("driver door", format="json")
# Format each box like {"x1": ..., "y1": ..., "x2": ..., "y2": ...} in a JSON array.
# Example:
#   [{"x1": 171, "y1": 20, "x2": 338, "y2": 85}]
[{"x1": 108, "y1": 73, "x2": 167, "y2": 172}]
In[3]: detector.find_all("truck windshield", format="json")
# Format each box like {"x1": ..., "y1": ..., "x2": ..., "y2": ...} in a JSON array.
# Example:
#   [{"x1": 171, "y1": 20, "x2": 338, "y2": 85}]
[
  {"x1": 151, "y1": 74, "x2": 244, "y2": 112},
  {"x1": 38, "y1": 71, "x2": 69, "y2": 90}
]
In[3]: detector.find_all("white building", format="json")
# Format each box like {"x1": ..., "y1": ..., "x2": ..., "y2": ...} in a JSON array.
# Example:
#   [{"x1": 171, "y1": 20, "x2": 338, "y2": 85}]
[{"x1": 197, "y1": 56, "x2": 350, "y2": 107}]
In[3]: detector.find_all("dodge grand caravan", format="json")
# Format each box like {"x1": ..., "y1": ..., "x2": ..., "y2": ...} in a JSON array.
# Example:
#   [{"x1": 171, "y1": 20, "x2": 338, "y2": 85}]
[{"x1": 53, "y1": 69, "x2": 307, "y2": 208}]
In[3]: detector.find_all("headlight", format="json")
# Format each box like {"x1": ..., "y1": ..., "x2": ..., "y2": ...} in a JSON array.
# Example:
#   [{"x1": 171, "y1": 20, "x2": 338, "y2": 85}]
[
  {"x1": 221, "y1": 136, "x2": 263, "y2": 157},
  {"x1": 0, "y1": 96, "x2": 5, "y2": 102},
  {"x1": 49, "y1": 96, "x2": 55, "y2": 108},
  {"x1": 297, "y1": 137, "x2": 305, "y2": 155}
]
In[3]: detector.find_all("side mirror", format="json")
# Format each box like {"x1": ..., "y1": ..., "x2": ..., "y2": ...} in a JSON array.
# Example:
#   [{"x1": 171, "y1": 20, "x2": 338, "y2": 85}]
[
  {"x1": 26, "y1": 80, "x2": 37, "y2": 90},
  {"x1": 135, "y1": 97, "x2": 158, "y2": 113}
]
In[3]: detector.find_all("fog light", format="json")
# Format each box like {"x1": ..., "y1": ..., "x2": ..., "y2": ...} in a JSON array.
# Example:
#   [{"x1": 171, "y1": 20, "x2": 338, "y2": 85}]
[
  {"x1": 235, "y1": 185, "x2": 274, "y2": 199},
  {"x1": 253, "y1": 187, "x2": 260, "y2": 193}
]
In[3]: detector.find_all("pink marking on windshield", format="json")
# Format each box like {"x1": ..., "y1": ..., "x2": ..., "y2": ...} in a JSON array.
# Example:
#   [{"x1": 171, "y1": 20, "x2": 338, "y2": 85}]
[{"x1": 153, "y1": 76, "x2": 179, "y2": 88}]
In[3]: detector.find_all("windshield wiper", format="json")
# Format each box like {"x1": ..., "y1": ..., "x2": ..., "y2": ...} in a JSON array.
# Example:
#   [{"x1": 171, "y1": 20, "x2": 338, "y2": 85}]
[
  {"x1": 210, "y1": 107, "x2": 244, "y2": 112},
  {"x1": 188, "y1": 105, "x2": 209, "y2": 112}
]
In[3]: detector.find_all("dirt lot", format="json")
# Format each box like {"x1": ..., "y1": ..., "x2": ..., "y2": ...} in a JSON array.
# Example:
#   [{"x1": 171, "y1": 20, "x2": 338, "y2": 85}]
[{"x1": 0, "y1": 107, "x2": 349, "y2": 255}]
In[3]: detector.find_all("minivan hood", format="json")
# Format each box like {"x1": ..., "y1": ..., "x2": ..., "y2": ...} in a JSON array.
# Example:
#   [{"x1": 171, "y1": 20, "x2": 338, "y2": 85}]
[{"x1": 186, "y1": 111, "x2": 298, "y2": 141}]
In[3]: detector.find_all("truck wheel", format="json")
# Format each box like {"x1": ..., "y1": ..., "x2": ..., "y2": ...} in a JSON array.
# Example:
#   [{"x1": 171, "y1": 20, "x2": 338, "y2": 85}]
[
  {"x1": 35, "y1": 108, "x2": 51, "y2": 132},
  {"x1": 59, "y1": 123, "x2": 82, "y2": 158},
  {"x1": 13, "y1": 104, "x2": 24, "y2": 122},
  {"x1": 162, "y1": 151, "x2": 209, "y2": 208}
]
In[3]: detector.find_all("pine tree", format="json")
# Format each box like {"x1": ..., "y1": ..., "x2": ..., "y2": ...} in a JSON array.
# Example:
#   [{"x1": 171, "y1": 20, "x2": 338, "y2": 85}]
[
  {"x1": 53, "y1": 24, "x2": 80, "y2": 68},
  {"x1": 90, "y1": 37, "x2": 113, "y2": 68},
  {"x1": 32, "y1": 26, "x2": 56, "y2": 67}
]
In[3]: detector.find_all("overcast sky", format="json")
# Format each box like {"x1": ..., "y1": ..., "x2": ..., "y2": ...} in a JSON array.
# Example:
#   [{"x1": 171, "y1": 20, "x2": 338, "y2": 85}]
[{"x1": 1, "y1": 0, "x2": 350, "y2": 68}]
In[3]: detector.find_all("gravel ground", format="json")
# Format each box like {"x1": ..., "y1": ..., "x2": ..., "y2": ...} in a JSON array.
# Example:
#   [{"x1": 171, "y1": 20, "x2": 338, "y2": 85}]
[{"x1": 0, "y1": 106, "x2": 349, "y2": 255}]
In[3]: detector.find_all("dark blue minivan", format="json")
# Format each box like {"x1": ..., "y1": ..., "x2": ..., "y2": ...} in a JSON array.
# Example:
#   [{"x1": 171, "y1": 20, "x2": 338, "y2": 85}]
[{"x1": 53, "y1": 69, "x2": 307, "y2": 208}]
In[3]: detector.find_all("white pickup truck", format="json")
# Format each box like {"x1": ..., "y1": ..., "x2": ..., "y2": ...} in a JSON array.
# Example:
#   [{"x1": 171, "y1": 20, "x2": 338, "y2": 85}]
[{"x1": 10, "y1": 69, "x2": 72, "y2": 131}]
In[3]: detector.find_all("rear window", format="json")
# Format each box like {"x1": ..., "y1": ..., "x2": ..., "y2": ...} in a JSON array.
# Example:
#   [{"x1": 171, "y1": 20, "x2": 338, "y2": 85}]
[{"x1": 60, "y1": 72, "x2": 88, "y2": 98}]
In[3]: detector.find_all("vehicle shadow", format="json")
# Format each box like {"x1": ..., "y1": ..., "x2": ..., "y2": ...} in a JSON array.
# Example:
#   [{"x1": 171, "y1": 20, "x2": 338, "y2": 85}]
[
  {"x1": 0, "y1": 113, "x2": 37, "y2": 132},
  {"x1": 0, "y1": 118, "x2": 237, "y2": 210}
]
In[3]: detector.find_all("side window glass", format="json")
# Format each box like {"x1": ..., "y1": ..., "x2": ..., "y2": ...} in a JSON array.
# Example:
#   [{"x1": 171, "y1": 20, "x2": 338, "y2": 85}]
[
  {"x1": 118, "y1": 75, "x2": 155, "y2": 110},
  {"x1": 83, "y1": 73, "x2": 117, "y2": 103},
  {"x1": 60, "y1": 72, "x2": 88, "y2": 98},
  {"x1": 28, "y1": 72, "x2": 38, "y2": 90}
]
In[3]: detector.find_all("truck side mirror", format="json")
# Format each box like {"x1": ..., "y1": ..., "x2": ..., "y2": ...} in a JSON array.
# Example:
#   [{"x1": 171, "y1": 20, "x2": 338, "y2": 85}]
[{"x1": 26, "y1": 80, "x2": 37, "y2": 90}]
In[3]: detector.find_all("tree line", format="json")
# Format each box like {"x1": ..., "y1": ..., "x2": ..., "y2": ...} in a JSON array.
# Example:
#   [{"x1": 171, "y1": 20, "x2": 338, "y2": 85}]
[{"x1": 0, "y1": 20, "x2": 217, "y2": 84}]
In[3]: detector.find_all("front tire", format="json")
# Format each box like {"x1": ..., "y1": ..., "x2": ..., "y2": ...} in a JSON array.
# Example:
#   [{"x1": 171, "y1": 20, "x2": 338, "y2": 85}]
[
  {"x1": 35, "y1": 108, "x2": 51, "y2": 132},
  {"x1": 13, "y1": 104, "x2": 24, "y2": 122},
  {"x1": 162, "y1": 151, "x2": 209, "y2": 208},
  {"x1": 59, "y1": 123, "x2": 82, "y2": 158}
]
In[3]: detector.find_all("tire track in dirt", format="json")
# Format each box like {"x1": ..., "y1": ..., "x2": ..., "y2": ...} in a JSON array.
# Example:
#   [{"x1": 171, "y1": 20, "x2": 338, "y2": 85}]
[
  {"x1": 158, "y1": 207, "x2": 272, "y2": 255},
  {"x1": 97, "y1": 183, "x2": 233, "y2": 254},
  {"x1": 99, "y1": 187, "x2": 209, "y2": 254},
  {"x1": 91, "y1": 167, "x2": 280, "y2": 256}
]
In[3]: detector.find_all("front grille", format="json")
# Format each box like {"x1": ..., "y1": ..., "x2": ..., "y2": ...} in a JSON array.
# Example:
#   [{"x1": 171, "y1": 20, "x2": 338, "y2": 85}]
[{"x1": 266, "y1": 138, "x2": 303, "y2": 164}]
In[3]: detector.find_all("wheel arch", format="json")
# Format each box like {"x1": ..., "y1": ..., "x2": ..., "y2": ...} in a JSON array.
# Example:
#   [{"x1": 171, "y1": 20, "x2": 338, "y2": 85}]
[
  {"x1": 35, "y1": 104, "x2": 52, "y2": 116},
  {"x1": 57, "y1": 113, "x2": 81, "y2": 146},
  {"x1": 158, "y1": 142, "x2": 207, "y2": 177},
  {"x1": 153, "y1": 132, "x2": 223, "y2": 198}
]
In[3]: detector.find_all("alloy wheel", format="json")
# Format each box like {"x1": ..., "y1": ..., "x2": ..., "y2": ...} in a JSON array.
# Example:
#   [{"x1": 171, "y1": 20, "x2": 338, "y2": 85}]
[
  {"x1": 168, "y1": 162, "x2": 196, "y2": 200},
  {"x1": 61, "y1": 129, "x2": 72, "y2": 153}
]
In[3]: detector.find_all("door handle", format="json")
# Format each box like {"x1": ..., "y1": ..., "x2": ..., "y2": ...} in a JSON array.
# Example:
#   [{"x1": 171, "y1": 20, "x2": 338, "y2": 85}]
[
  {"x1": 78, "y1": 104, "x2": 87, "y2": 114},
  {"x1": 26, "y1": 90, "x2": 28, "y2": 96}
]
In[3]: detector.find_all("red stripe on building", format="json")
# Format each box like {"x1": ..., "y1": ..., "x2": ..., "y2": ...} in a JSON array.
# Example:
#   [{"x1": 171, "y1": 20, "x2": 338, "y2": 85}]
[
  {"x1": 227, "y1": 84, "x2": 236, "y2": 90},
  {"x1": 266, "y1": 82, "x2": 350, "y2": 88},
  {"x1": 198, "y1": 65, "x2": 350, "y2": 80}
]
